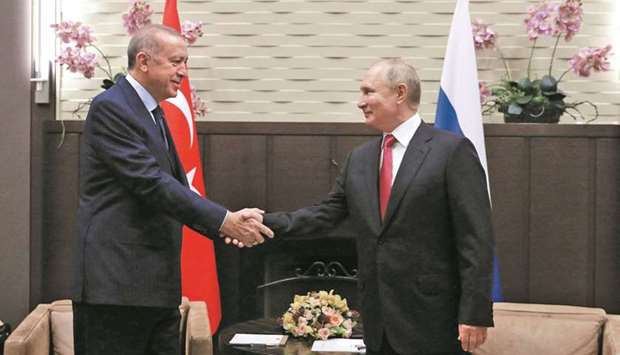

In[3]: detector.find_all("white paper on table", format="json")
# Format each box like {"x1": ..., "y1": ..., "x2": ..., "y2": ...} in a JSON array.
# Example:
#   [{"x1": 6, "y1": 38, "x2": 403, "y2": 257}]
[
  {"x1": 229, "y1": 334, "x2": 287, "y2": 346},
  {"x1": 311, "y1": 338, "x2": 367, "y2": 353}
]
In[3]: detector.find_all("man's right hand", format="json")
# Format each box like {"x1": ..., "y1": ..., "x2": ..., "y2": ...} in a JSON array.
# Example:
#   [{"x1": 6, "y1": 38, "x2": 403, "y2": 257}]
[{"x1": 219, "y1": 208, "x2": 273, "y2": 247}]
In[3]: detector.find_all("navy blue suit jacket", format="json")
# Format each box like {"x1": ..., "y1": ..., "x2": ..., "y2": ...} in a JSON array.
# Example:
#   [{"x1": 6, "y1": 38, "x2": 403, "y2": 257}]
[{"x1": 72, "y1": 77, "x2": 227, "y2": 308}]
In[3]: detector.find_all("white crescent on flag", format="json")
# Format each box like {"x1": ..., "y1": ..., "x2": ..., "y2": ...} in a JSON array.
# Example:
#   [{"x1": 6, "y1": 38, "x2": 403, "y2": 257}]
[{"x1": 166, "y1": 89, "x2": 194, "y2": 147}]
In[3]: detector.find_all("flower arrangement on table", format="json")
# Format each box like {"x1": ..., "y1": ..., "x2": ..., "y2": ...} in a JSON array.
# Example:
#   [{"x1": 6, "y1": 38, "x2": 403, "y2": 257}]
[
  {"x1": 280, "y1": 290, "x2": 360, "y2": 340},
  {"x1": 473, "y1": 0, "x2": 614, "y2": 123},
  {"x1": 52, "y1": 0, "x2": 208, "y2": 119}
]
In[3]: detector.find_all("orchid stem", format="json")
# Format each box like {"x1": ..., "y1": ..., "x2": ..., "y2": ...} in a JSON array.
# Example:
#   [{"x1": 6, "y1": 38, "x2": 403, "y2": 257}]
[
  {"x1": 90, "y1": 44, "x2": 114, "y2": 80},
  {"x1": 549, "y1": 35, "x2": 561, "y2": 76},
  {"x1": 496, "y1": 45, "x2": 512, "y2": 81},
  {"x1": 557, "y1": 69, "x2": 571, "y2": 83},
  {"x1": 527, "y1": 39, "x2": 537, "y2": 79}
]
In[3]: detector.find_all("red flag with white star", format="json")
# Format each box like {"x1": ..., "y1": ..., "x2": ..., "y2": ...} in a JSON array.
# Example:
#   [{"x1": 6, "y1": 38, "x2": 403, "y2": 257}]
[{"x1": 161, "y1": 0, "x2": 221, "y2": 333}]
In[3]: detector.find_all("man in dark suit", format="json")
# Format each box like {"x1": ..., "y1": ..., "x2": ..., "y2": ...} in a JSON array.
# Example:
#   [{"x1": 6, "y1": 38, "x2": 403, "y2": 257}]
[
  {"x1": 72, "y1": 25, "x2": 272, "y2": 355},
  {"x1": 261, "y1": 58, "x2": 494, "y2": 354}
]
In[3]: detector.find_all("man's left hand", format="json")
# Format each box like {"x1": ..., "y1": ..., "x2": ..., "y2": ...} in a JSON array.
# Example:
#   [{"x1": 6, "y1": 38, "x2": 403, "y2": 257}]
[{"x1": 458, "y1": 324, "x2": 488, "y2": 352}]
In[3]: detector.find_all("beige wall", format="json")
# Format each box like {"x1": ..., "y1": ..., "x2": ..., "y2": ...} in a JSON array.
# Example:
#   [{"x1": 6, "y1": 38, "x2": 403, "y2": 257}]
[
  {"x1": 58, "y1": 0, "x2": 619, "y2": 123},
  {"x1": 0, "y1": 0, "x2": 31, "y2": 327}
]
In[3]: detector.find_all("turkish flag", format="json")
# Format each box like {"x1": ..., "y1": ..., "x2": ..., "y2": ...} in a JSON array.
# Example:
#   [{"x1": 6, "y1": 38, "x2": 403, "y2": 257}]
[{"x1": 161, "y1": 0, "x2": 221, "y2": 333}]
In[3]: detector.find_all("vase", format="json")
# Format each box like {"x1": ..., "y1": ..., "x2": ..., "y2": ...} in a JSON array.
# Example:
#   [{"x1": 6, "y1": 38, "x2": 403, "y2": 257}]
[{"x1": 503, "y1": 110, "x2": 562, "y2": 123}]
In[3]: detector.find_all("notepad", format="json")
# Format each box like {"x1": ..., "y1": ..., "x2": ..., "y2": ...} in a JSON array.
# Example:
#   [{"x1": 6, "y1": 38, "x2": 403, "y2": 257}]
[
  {"x1": 229, "y1": 334, "x2": 288, "y2": 346},
  {"x1": 311, "y1": 338, "x2": 367, "y2": 353}
]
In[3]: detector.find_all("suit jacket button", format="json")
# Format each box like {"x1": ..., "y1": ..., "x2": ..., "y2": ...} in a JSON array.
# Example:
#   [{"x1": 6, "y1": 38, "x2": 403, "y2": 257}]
[{"x1": 377, "y1": 239, "x2": 384, "y2": 245}]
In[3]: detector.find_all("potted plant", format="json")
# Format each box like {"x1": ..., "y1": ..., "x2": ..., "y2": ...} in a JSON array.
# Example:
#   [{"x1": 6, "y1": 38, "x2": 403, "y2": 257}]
[{"x1": 473, "y1": 0, "x2": 613, "y2": 123}]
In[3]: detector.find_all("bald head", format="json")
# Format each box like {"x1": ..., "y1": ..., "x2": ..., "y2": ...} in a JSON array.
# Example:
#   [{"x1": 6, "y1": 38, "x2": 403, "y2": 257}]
[
  {"x1": 369, "y1": 58, "x2": 421, "y2": 107},
  {"x1": 127, "y1": 24, "x2": 185, "y2": 70}
]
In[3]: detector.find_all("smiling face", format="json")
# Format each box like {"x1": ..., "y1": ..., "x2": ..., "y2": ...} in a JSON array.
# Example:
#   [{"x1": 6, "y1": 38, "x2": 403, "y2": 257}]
[
  {"x1": 138, "y1": 32, "x2": 188, "y2": 102},
  {"x1": 357, "y1": 65, "x2": 401, "y2": 132}
]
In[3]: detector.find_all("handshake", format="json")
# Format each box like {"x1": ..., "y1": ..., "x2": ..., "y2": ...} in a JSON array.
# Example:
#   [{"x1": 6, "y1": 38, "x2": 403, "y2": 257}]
[{"x1": 219, "y1": 208, "x2": 274, "y2": 248}]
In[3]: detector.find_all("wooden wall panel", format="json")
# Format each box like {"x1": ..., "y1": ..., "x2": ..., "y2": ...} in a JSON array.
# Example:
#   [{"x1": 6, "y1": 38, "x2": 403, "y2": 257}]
[
  {"x1": 486, "y1": 137, "x2": 530, "y2": 302},
  {"x1": 204, "y1": 135, "x2": 267, "y2": 210},
  {"x1": 42, "y1": 133, "x2": 80, "y2": 302},
  {"x1": 268, "y1": 136, "x2": 331, "y2": 211},
  {"x1": 39, "y1": 122, "x2": 620, "y2": 323},
  {"x1": 529, "y1": 138, "x2": 592, "y2": 305},
  {"x1": 594, "y1": 138, "x2": 620, "y2": 313}
]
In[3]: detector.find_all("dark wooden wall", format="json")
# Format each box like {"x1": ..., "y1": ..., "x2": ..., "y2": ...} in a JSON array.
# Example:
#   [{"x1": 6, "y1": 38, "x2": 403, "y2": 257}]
[{"x1": 40, "y1": 122, "x2": 620, "y2": 327}]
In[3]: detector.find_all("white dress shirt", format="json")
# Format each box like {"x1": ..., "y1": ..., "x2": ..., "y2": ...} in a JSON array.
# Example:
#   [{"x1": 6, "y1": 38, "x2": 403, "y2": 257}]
[
  {"x1": 380, "y1": 113, "x2": 422, "y2": 185},
  {"x1": 125, "y1": 73, "x2": 158, "y2": 124}
]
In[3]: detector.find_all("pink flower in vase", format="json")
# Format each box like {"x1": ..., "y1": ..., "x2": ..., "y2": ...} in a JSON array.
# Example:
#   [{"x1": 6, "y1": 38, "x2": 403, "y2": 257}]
[
  {"x1": 76, "y1": 50, "x2": 97, "y2": 78},
  {"x1": 479, "y1": 81, "x2": 491, "y2": 105},
  {"x1": 56, "y1": 47, "x2": 97, "y2": 78},
  {"x1": 472, "y1": 18, "x2": 496, "y2": 50},
  {"x1": 524, "y1": 1, "x2": 557, "y2": 40},
  {"x1": 51, "y1": 21, "x2": 79, "y2": 44},
  {"x1": 318, "y1": 327, "x2": 330, "y2": 340},
  {"x1": 569, "y1": 45, "x2": 613, "y2": 77},
  {"x1": 554, "y1": 0, "x2": 583, "y2": 41},
  {"x1": 191, "y1": 86, "x2": 208, "y2": 117},
  {"x1": 122, "y1": 0, "x2": 153, "y2": 35},
  {"x1": 181, "y1": 21, "x2": 204, "y2": 45}
]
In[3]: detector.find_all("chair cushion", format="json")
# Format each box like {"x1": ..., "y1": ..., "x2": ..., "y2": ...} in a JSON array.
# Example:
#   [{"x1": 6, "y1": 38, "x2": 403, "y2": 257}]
[
  {"x1": 50, "y1": 300, "x2": 74, "y2": 355},
  {"x1": 603, "y1": 315, "x2": 620, "y2": 355},
  {"x1": 474, "y1": 302, "x2": 606, "y2": 355}
]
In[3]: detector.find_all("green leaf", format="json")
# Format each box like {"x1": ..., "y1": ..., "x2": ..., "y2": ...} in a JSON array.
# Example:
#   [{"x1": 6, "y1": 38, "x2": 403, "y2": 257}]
[
  {"x1": 508, "y1": 103, "x2": 523, "y2": 116},
  {"x1": 517, "y1": 78, "x2": 533, "y2": 92},
  {"x1": 516, "y1": 95, "x2": 533, "y2": 105}
]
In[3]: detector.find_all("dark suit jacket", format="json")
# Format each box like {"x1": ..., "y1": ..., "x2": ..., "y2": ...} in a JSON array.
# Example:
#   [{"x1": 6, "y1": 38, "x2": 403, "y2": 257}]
[
  {"x1": 72, "y1": 77, "x2": 227, "y2": 308},
  {"x1": 264, "y1": 123, "x2": 494, "y2": 354}
]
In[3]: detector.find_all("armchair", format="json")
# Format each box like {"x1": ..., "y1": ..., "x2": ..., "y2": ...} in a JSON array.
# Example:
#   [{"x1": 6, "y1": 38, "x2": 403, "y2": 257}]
[{"x1": 3, "y1": 298, "x2": 212, "y2": 355}]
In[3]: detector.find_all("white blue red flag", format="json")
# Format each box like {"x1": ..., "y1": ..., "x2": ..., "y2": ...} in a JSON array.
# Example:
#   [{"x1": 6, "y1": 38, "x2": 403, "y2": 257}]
[{"x1": 434, "y1": 0, "x2": 503, "y2": 301}]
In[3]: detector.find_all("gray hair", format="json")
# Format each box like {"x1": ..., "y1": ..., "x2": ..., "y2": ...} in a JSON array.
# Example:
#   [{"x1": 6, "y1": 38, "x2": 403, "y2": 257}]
[
  {"x1": 127, "y1": 24, "x2": 184, "y2": 69},
  {"x1": 371, "y1": 58, "x2": 421, "y2": 105}
]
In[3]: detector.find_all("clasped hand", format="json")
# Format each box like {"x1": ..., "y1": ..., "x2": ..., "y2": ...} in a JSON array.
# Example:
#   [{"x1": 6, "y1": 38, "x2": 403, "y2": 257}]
[{"x1": 219, "y1": 208, "x2": 273, "y2": 248}]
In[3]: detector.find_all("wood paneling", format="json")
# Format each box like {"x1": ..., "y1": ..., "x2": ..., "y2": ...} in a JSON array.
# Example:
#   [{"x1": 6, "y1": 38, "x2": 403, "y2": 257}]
[
  {"x1": 530, "y1": 138, "x2": 592, "y2": 305},
  {"x1": 42, "y1": 133, "x2": 80, "y2": 302},
  {"x1": 39, "y1": 121, "x2": 620, "y2": 324},
  {"x1": 594, "y1": 138, "x2": 620, "y2": 313},
  {"x1": 486, "y1": 137, "x2": 530, "y2": 302},
  {"x1": 268, "y1": 135, "x2": 332, "y2": 211}
]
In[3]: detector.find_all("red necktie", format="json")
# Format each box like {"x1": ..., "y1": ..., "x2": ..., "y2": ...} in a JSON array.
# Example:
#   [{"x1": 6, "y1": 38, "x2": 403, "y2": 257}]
[{"x1": 379, "y1": 134, "x2": 396, "y2": 220}]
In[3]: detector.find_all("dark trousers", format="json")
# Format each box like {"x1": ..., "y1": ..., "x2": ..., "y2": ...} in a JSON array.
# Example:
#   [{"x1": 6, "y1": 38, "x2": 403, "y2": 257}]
[
  {"x1": 366, "y1": 332, "x2": 471, "y2": 355},
  {"x1": 73, "y1": 302, "x2": 181, "y2": 355}
]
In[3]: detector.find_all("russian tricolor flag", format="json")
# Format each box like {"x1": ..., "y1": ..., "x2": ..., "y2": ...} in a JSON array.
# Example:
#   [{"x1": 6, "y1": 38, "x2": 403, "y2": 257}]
[{"x1": 434, "y1": 0, "x2": 503, "y2": 302}]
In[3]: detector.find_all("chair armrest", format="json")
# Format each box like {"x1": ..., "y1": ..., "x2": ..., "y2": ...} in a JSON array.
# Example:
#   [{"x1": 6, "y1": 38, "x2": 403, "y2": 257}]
[
  {"x1": 603, "y1": 315, "x2": 620, "y2": 355},
  {"x1": 4, "y1": 304, "x2": 51, "y2": 355},
  {"x1": 185, "y1": 301, "x2": 212, "y2": 355}
]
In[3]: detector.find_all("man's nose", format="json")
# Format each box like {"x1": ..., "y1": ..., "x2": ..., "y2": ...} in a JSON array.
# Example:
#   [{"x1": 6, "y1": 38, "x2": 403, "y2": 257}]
[{"x1": 357, "y1": 99, "x2": 366, "y2": 109}]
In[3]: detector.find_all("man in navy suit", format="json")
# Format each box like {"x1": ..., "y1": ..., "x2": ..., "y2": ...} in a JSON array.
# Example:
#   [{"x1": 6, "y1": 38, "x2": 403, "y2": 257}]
[
  {"x1": 72, "y1": 24, "x2": 272, "y2": 355},
  {"x1": 238, "y1": 59, "x2": 495, "y2": 354}
]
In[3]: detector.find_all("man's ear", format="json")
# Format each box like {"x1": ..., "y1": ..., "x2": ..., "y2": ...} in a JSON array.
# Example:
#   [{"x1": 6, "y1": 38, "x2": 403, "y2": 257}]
[
  {"x1": 135, "y1": 52, "x2": 149, "y2": 72},
  {"x1": 396, "y1": 83, "x2": 408, "y2": 104}
]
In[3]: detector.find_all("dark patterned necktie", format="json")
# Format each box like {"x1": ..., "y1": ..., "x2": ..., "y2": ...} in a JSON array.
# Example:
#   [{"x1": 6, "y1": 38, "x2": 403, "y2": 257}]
[{"x1": 151, "y1": 106, "x2": 169, "y2": 151}]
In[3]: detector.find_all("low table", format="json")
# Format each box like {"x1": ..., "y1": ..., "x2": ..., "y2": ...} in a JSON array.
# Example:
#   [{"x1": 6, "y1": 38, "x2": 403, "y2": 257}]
[{"x1": 218, "y1": 318, "x2": 364, "y2": 355}]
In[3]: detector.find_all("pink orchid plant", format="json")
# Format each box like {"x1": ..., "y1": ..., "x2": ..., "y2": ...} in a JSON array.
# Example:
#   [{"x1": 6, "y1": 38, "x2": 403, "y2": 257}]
[
  {"x1": 475, "y1": 0, "x2": 613, "y2": 122},
  {"x1": 54, "y1": 0, "x2": 208, "y2": 118}
]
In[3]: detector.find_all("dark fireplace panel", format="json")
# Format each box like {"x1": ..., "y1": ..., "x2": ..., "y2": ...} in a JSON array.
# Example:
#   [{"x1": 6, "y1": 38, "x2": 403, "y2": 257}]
[{"x1": 242, "y1": 236, "x2": 358, "y2": 320}]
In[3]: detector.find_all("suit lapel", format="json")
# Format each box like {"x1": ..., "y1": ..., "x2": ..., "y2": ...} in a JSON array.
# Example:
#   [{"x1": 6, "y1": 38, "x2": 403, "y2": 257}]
[
  {"x1": 381, "y1": 123, "x2": 433, "y2": 231},
  {"x1": 363, "y1": 137, "x2": 383, "y2": 235},
  {"x1": 118, "y1": 78, "x2": 182, "y2": 182},
  {"x1": 161, "y1": 117, "x2": 188, "y2": 186}
]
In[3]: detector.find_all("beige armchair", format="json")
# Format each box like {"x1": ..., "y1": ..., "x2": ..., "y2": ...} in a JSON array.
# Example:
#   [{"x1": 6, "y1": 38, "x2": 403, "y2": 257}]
[
  {"x1": 474, "y1": 302, "x2": 620, "y2": 355},
  {"x1": 604, "y1": 315, "x2": 620, "y2": 355},
  {"x1": 4, "y1": 298, "x2": 212, "y2": 355}
]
